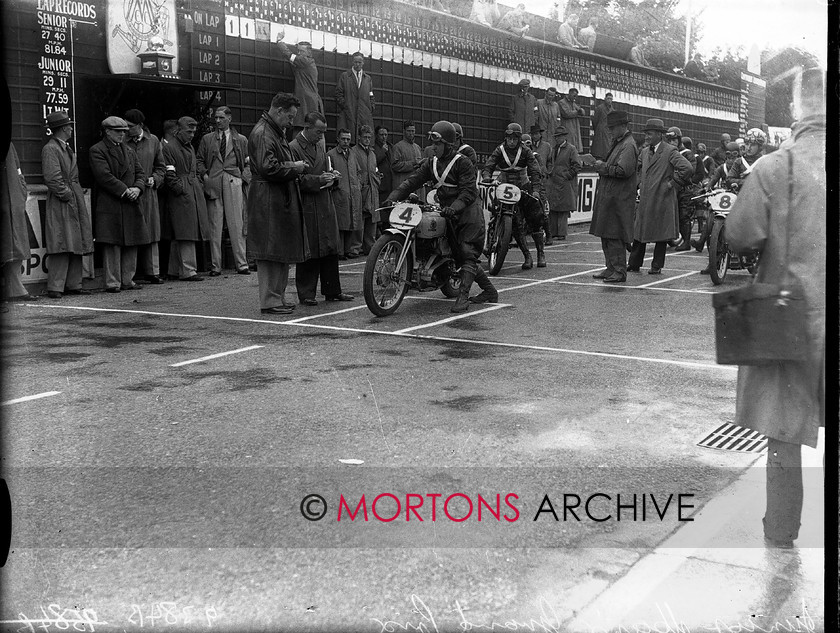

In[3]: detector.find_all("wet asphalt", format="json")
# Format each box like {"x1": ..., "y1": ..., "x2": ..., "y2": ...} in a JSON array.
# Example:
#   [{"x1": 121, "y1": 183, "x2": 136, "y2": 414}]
[{"x1": 1, "y1": 229, "x2": 772, "y2": 632}]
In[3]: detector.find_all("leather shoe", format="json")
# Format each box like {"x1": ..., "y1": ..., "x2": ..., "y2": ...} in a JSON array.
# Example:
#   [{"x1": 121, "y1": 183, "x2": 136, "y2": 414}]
[
  {"x1": 261, "y1": 306, "x2": 295, "y2": 315},
  {"x1": 627, "y1": 267, "x2": 640, "y2": 272},
  {"x1": 146, "y1": 275, "x2": 165, "y2": 284},
  {"x1": 592, "y1": 270, "x2": 609, "y2": 279},
  {"x1": 346, "y1": 253, "x2": 359, "y2": 259},
  {"x1": 237, "y1": 268, "x2": 251, "y2": 275},
  {"x1": 121, "y1": 284, "x2": 142, "y2": 290},
  {"x1": 648, "y1": 268, "x2": 662, "y2": 275},
  {"x1": 300, "y1": 298, "x2": 318, "y2": 306},
  {"x1": 326, "y1": 293, "x2": 354, "y2": 302},
  {"x1": 46, "y1": 291, "x2": 62, "y2": 299},
  {"x1": 603, "y1": 275, "x2": 626, "y2": 283},
  {"x1": 675, "y1": 242, "x2": 690, "y2": 252},
  {"x1": 181, "y1": 275, "x2": 204, "y2": 281},
  {"x1": 209, "y1": 271, "x2": 221, "y2": 277},
  {"x1": 7, "y1": 294, "x2": 38, "y2": 301},
  {"x1": 699, "y1": 266, "x2": 710, "y2": 275},
  {"x1": 65, "y1": 288, "x2": 92, "y2": 295},
  {"x1": 106, "y1": 287, "x2": 121, "y2": 293}
]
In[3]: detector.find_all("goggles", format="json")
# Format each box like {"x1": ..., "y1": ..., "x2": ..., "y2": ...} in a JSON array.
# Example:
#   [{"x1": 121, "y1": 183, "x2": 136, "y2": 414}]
[
  {"x1": 522, "y1": 140, "x2": 532, "y2": 147},
  {"x1": 725, "y1": 151, "x2": 739, "y2": 157},
  {"x1": 665, "y1": 133, "x2": 679, "y2": 140},
  {"x1": 428, "y1": 131, "x2": 444, "y2": 143},
  {"x1": 505, "y1": 131, "x2": 522, "y2": 138}
]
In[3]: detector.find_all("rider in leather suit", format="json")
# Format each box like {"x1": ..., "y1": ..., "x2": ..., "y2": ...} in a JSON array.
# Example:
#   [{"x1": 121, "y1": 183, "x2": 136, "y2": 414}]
[
  {"x1": 482, "y1": 123, "x2": 545, "y2": 269},
  {"x1": 386, "y1": 121, "x2": 498, "y2": 312}
]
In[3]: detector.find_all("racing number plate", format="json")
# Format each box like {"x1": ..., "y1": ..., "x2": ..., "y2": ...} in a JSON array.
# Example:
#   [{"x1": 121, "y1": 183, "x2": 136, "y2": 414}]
[
  {"x1": 495, "y1": 183, "x2": 521, "y2": 203},
  {"x1": 390, "y1": 203, "x2": 423, "y2": 228},
  {"x1": 709, "y1": 191, "x2": 736, "y2": 212}
]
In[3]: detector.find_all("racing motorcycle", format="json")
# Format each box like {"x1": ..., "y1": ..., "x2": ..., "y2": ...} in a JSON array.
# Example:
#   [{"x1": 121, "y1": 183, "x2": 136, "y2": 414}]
[
  {"x1": 482, "y1": 181, "x2": 540, "y2": 275},
  {"x1": 691, "y1": 188, "x2": 759, "y2": 285},
  {"x1": 363, "y1": 192, "x2": 461, "y2": 316}
]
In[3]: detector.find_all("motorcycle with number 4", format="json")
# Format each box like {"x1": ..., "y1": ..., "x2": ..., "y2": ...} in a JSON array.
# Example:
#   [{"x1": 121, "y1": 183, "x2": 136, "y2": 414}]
[
  {"x1": 363, "y1": 192, "x2": 461, "y2": 316},
  {"x1": 483, "y1": 181, "x2": 537, "y2": 275},
  {"x1": 691, "y1": 188, "x2": 759, "y2": 285}
]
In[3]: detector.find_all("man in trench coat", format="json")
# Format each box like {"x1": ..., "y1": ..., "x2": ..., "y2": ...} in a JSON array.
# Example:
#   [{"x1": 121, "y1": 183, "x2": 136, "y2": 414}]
[
  {"x1": 246, "y1": 92, "x2": 308, "y2": 315},
  {"x1": 558, "y1": 88, "x2": 586, "y2": 152},
  {"x1": 726, "y1": 68, "x2": 826, "y2": 548},
  {"x1": 627, "y1": 118, "x2": 693, "y2": 274},
  {"x1": 275, "y1": 35, "x2": 324, "y2": 138},
  {"x1": 350, "y1": 125, "x2": 381, "y2": 255},
  {"x1": 124, "y1": 109, "x2": 166, "y2": 284},
  {"x1": 327, "y1": 128, "x2": 362, "y2": 259},
  {"x1": 290, "y1": 112, "x2": 354, "y2": 305},
  {"x1": 162, "y1": 117, "x2": 209, "y2": 282},
  {"x1": 1, "y1": 142, "x2": 34, "y2": 301},
  {"x1": 545, "y1": 126, "x2": 581, "y2": 243},
  {"x1": 41, "y1": 110, "x2": 94, "y2": 299},
  {"x1": 335, "y1": 52, "x2": 374, "y2": 139},
  {"x1": 90, "y1": 116, "x2": 148, "y2": 292},
  {"x1": 589, "y1": 111, "x2": 638, "y2": 282}
]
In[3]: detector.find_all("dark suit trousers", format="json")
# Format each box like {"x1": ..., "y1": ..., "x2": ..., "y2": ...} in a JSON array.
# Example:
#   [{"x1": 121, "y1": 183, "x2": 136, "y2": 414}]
[
  {"x1": 296, "y1": 254, "x2": 342, "y2": 300},
  {"x1": 601, "y1": 238, "x2": 626, "y2": 275},
  {"x1": 628, "y1": 240, "x2": 667, "y2": 270},
  {"x1": 763, "y1": 437, "x2": 803, "y2": 542}
]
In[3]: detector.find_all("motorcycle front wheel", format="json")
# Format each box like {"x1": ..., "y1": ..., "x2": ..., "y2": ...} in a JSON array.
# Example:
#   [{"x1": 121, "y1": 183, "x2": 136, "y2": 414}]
[
  {"x1": 488, "y1": 213, "x2": 513, "y2": 276},
  {"x1": 364, "y1": 233, "x2": 412, "y2": 316},
  {"x1": 708, "y1": 218, "x2": 729, "y2": 285}
]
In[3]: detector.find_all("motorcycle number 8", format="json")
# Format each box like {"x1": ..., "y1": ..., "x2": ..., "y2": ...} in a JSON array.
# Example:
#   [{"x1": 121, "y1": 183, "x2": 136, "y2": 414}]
[
  {"x1": 389, "y1": 203, "x2": 423, "y2": 228},
  {"x1": 495, "y1": 183, "x2": 521, "y2": 203},
  {"x1": 710, "y1": 192, "x2": 736, "y2": 211}
]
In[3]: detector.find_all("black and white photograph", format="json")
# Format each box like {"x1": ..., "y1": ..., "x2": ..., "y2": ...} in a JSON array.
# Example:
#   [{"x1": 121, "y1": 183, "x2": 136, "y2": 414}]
[{"x1": 0, "y1": 0, "x2": 831, "y2": 630}]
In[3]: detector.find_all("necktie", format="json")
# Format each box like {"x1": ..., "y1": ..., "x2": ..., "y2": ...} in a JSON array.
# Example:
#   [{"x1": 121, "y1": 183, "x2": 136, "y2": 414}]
[
  {"x1": 220, "y1": 133, "x2": 226, "y2": 158},
  {"x1": 650, "y1": 146, "x2": 656, "y2": 154}
]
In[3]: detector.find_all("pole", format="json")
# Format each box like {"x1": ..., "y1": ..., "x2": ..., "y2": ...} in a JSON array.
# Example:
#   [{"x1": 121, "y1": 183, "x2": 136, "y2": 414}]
[{"x1": 684, "y1": 0, "x2": 692, "y2": 67}]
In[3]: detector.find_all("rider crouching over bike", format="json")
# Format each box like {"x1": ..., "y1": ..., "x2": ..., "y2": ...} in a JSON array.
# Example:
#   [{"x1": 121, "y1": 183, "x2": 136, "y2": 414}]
[
  {"x1": 385, "y1": 121, "x2": 498, "y2": 313},
  {"x1": 482, "y1": 123, "x2": 545, "y2": 269},
  {"x1": 727, "y1": 128, "x2": 767, "y2": 191},
  {"x1": 693, "y1": 142, "x2": 739, "y2": 271}
]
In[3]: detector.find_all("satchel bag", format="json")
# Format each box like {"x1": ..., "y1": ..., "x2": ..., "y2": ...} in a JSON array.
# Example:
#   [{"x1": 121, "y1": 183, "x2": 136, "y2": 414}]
[{"x1": 712, "y1": 152, "x2": 809, "y2": 365}]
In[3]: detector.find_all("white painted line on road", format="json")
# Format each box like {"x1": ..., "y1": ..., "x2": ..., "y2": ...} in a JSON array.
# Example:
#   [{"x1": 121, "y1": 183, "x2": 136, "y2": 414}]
[
  {"x1": 1, "y1": 391, "x2": 62, "y2": 406},
  {"x1": 170, "y1": 345, "x2": 264, "y2": 367},
  {"x1": 498, "y1": 268, "x2": 607, "y2": 292},
  {"x1": 29, "y1": 305, "x2": 735, "y2": 371},
  {"x1": 392, "y1": 303, "x2": 510, "y2": 334},
  {"x1": 637, "y1": 270, "x2": 699, "y2": 288},
  {"x1": 286, "y1": 304, "x2": 368, "y2": 323},
  {"x1": 557, "y1": 281, "x2": 715, "y2": 294}
]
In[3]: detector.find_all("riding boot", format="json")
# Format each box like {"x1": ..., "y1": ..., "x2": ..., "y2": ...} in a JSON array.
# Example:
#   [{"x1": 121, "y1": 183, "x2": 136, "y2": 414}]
[
  {"x1": 469, "y1": 267, "x2": 499, "y2": 303},
  {"x1": 451, "y1": 262, "x2": 477, "y2": 313},
  {"x1": 515, "y1": 234, "x2": 532, "y2": 270},
  {"x1": 675, "y1": 222, "x2": 691, "y2": 251},
  {"x1": 543, "y1": 214, "x2": 553, "y2": 246},
  {"x1": 534, "y1": 232, "x2": 546, "y2": 267}
]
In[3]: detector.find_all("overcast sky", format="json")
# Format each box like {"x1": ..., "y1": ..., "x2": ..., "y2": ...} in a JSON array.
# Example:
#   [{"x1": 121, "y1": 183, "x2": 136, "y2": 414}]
[{"x1": 525, "y1": 0, "x2": 828, "y2": 66}]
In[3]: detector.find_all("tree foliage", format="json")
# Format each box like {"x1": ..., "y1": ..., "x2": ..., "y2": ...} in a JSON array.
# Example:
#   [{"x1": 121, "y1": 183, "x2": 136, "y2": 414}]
[{"x1": 564, "y1": 0, "x2": 701, "y2": 72}]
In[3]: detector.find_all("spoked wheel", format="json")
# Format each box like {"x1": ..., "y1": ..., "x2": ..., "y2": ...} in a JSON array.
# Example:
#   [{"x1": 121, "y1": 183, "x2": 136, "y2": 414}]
[
  {"x1": 708, "y1": 218, "x2": 730, "y2": 285},
  {"x1": 363, "y1": 234, "x2": 412, "y2": 316},
  {"x1": 440, "y1": 267, "x2": 461, "y2": 298},
  {"x1": 488, "y1": 213, "x2": 513, "y2": 276}
]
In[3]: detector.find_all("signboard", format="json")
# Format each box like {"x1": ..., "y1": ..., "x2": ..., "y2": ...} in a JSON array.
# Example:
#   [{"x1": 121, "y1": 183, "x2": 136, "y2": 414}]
[{"x1": 106, "y1": 0, "x2": 180, "y2": 74}]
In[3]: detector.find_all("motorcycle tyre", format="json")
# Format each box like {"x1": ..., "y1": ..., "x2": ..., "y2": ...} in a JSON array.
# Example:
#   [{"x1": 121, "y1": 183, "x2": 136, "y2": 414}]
[
  {"x1": 708, "y1": 218, "x2": 729, "y2": 285},
  {"x1": 440, "y1": 271, "x2": 461, "y2": 298},
  {"x1": 488, "y1": 213, "x2": 513, "y2": 276},
  {"x1": 364, "y1": 233, "x2": 412, "y2": 317}
]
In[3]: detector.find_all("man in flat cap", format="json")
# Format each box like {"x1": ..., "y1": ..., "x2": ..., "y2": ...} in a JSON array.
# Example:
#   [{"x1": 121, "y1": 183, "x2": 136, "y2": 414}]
[
  {"x1": 509, "y1": 79, "x2": 538, "y2": 133},
  {"x1": 161, "y1": 116, "x2": 209, "y2": 282},
  {"x1": 41, "y1": 110, "x2": 93, "y2": 299},
  {"x1": 275, "y1": 32, "x2": 324, "y2": 140},
  {"x1": 545, "y1": 125, "x2": 581, "y2": 243},
  {"x1": 590, "y1": 111, "x2": 638, "y2": 282},
  {"x1": 628, "y1": 118, "x2": 693, "y2": 274},
  {"x1": 89, "y1": 116, "x2": 149, "y2": 293}
]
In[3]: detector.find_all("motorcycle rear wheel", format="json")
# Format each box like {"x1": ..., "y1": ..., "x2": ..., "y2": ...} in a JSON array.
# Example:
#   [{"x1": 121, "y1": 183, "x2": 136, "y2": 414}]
[
  {"x1": 488, "y1": 213, "x2": 513, "y2": 276},
  {"x1": 440, "y1": 269, "x2": 461, "y2": 298},
  {"x1": 708, "y1": 218, "x2": 729, "y2": 285},
  {"x1": 364, "y1": 234, "x2": 412, "y2": 316}
]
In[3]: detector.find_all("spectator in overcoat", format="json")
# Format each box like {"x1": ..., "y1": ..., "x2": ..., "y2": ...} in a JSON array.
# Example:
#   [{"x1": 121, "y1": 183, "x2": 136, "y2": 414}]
[
  {"x1": 726, "y1": 68, "x2": 825, "y2": 548},
  {"x1": 390, "y1": 121, "x2": 422, "y2": 197},
  {"x1": 509, "y1": 79, "x2": 538, "y2": 134},
  {"x1": 350, "y1": 125, "x2": 381, "y2": 255},
  {"x1": 373, "y1": 125, "x2": 393, "y2": 216},
  {"x1": 1, "y1": 143, "x2": 35, "y2": 301},
  {"x1": 590, "y1": 93, "x2": 614, "y2": 159},
  {"x1": 162, "y1": 116, "x2": 209, "y2": 282},
  {"x1": 246, "y1": 93, "x2": 308, "y2": 314},
  {"x1": 590, "y1": 111, "x2": 638, "y2": 282},
  {"x1": 537, "y1": 87, "x2": 562, "y2": 147},
  {"x1": 41, "y1": 110, "x2": 93, "y2": 298},
  {"x1": 275, "y1": 35, "x2": 324, "y2": 137},
  {"x1": 558, "y1": 88, "x2": 585, "y2": 151},
  {"x1": 545, "y1": 126, "x2": 581, "y2": 242},
  {"x1": 125, "y1": 109, "x2": 166, "y2": 284},
  {"x1": 328, "y1": 128, "x2": 362, "y2": 259},
  {"x1": 290, "y1": 112, "x2": 353, "y2": 305},
  {"x1": 627, "y1": 118, "x2": 693, "y2": 274},
  {"x1": 335, "y1": 53, "x2": 374, "y2": 139}
]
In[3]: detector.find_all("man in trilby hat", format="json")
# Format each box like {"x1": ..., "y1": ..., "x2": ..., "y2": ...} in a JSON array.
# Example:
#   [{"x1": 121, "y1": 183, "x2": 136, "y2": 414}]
[
  {"x1": 41, "y1": 110, "x2": 94, "y2": 299},
  {"x1": 545, "y1": 125, "x2": 581, "y2": 243}
]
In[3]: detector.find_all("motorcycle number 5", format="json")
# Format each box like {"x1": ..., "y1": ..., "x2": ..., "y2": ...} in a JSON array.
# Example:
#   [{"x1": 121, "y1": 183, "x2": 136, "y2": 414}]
[
  {"x1": 495, "y1": 183, "x2": 521, "y2": 203},
  {"x1": 389, "y1": 203, "x2": 423, "y2": 228}
]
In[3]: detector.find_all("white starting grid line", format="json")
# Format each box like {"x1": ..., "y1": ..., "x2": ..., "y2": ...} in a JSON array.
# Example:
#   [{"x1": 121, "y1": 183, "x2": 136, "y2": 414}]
[
  {"x1": 26, "y1": 304, "x2": 734, "y2": 373},
  {"x1": 1, "y1": 391, "x2": 62, "y2": 406},
  {"x1": 169, "y1": 345, "x2": 264, "y2": 367}
]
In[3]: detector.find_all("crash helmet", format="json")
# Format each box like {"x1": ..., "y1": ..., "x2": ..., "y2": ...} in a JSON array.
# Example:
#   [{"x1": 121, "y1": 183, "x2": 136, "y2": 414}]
[
  {"x1": 665, "y1": 126, "x2": 682, "y2": 143},
  {"x1": 428, "y1": 120, "x2": 456, "y2": 145},
  {"x1": 505, "y1": 123, "x2": 523, "y2": 138},
  {"x1": 521, "y1": 133, "x2": 532, "y2": 148},
  {"x1": 745, "y1": 128, "x2": 767, "y2": 146},
  {"x1": 452, "y1": 122, "x2": 464, "y2": 139}
]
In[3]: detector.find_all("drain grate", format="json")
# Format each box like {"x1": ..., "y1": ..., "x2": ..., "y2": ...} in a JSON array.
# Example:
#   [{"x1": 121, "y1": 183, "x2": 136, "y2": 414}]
[{"x1": 697, "y1": 423, "x2": 767, "y2": 453}]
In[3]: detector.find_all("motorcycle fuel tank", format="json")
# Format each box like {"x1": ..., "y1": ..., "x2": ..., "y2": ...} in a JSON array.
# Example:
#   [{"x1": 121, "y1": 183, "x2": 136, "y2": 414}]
[{"x1": 416, "y1": 211, "x2": 446, "y2": 238}]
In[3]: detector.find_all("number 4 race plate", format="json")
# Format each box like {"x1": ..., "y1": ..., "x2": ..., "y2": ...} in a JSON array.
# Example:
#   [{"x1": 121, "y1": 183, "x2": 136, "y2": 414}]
[{"x1": 390, "y1": 203, "x2": 423, "y2": 228}]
